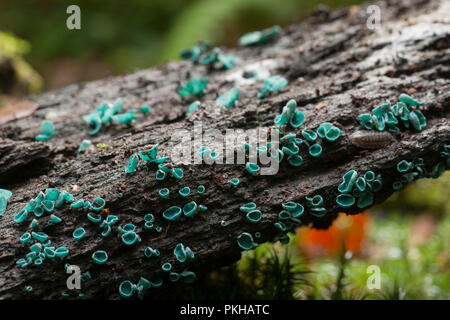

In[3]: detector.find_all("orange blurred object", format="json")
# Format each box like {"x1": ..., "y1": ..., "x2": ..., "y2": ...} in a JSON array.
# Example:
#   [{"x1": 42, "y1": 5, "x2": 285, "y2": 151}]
[{"x1": 296, "y1": 212, "x2": 369, "y2": 259}]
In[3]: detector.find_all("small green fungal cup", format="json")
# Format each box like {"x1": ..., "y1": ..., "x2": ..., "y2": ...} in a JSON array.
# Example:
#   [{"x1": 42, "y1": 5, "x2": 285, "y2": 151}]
[
  {"x1": 73, "y1": 227, "x2": 86, "y2": 240},
  {"x1": 246, "y1": 210, "x2": 262, "y2": 223},
  {"x1": 338, "y1": 170, "x2": 358, "y2": 194},
  {"x1": 55, "y1": 247, "x2": 69, "y2": 258},
  {"x1": 163, "y1": 206, "x2": 182, "y2": 221},
  {"x1": 121, "y1": 231, "x2": 141, "y2": 246},
  {"x1": 92, "y1": 250, "x2": 108, "y2": 264},
  {"x1": 197, "y1": 185, "x2": 206, "y2": 194},
  {"x1": 183, "y1": 201, "x2": 198, "y2": 217},
  {"x1": 171, "y1": 168, "x2": 184, "y2": 179},
  {"x1": 237, "y1": 232, "x2": 257, "y2": 250},
  {"x1": 32, "y1": 232, "x2": 49, "y2": 242},
  {"x1": 336, "y1": 194, "x2": 355, "y2": 208},
  {"x1": 125, "y1": 154, "x2": 139, "y2": 174},
  {"x1": 159, "y1": 188, "x2": 170, "y2": 198},
  {"x1": 91, "y1": 197, "x2": 105, "y2": 211},
  {"x1": 240, "y1": 202, "x2": 257, "y2": 213},
  {"x1": 230, "y1": 178, "x2": 240, "y2": 186},
  {"x1": 309, "y1": 144, "x2": 322, "y2": 157},
  {"x1": 179, "y1": 187, "x2": 191, "y2": 197},
  {"x1": 119, "y1": 280, "x2": 135, "y2": 298},
  {"x1": 161, "y1": 262, "x2": 172, "y2": 272},
  {"x1": 246, "y1": 162, "x2": 260, "y2": 175}
]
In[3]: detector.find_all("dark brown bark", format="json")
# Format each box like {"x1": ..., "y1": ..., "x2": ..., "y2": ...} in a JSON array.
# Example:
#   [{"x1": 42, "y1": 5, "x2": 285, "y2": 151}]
[{"x1": 0, "y1": 0, "x2": 448, "y2": 299}]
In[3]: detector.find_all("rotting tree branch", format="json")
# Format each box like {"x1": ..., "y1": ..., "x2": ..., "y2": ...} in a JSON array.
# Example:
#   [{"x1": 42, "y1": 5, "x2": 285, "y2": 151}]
[{"x1": 0, "y1": 0, "x2": 449, "y2": 299}]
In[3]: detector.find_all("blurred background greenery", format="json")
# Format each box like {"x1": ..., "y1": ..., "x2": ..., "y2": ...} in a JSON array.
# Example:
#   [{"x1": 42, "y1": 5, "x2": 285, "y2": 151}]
[
  {"x1": 0, "y1": 0, "x2": 364, "y2": 100},
  {"x1": 0, "y1": 0, "x2": 448, "y2": 300}
]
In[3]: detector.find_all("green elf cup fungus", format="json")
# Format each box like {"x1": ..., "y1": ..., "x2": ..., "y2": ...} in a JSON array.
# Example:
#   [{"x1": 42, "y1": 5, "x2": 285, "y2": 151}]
[
  {"x1": 246, "y1": 162, "x2": 260, "y2": 175},
  {"x1": 71, "y1": 199, "x2": 84, "y2": 209},
  {"x1": 73, "y1": 228, "x2": 86, "y2": 240},
  {"x1": 246, "y1": 210, "x2": 262, "y2": 223},
  {"x1": 77, "y1": 139, "x2": 92, "y2": 153},
  {"x1": 186, "y1": 101, "x2": 200, "y2": 115},
  {"x1": 20, "y1": 232, "x2": 31, "y2": 244},
  {"x1": 216, "y1": 87, "x2": 240, "y2": 108},
  {"x1": 257, "y1": 75, "x2": 288, "y2": 99},
  {"x1": 170, "y1": 272, "x2": 180, "y2": 282},
  {"x1": 230, "y1": 178, "x2": 240, "y2": 186},
  {"x1": 144, "y1": 247, "x2": 160, "y2": 258},
  {"x1": 290, "y1": 110, "x2": 305, "y2": 128},
  {"x1": 237, "y1": 232, "x2": 256, "y2": 250},
  {"x1": 197, "y1": 185, "x2": 205, "y2": 194},
  {"x1": 238, "y1": 25, "x2": 281, "y2": 46},
  {"x1": 357, "y1": 191, "x2": 374, "y2": 208},
  {"x1": 180, "y1": 41, "x2": 211, "y2": 62},
  {"x1": 32, "y1": 231, "x2": 48, "y2": 242},
  {"x1": 171, "y1": 168, "x2": 184, "y2": 179},
  {"x1": 92, "y1": 250, "x2": 108, "y2": 264},
  {"x1": 105, "y1": 215, "x2": 119, "y2": 226},
  {"x1": 125, "y1": 154, "x2": 139, "y2": 174},
  {"x1": 119, "y1": 223, "x2": 136, "y2": 234},
  {"x1": 399, "y1": 93, "x2": 424, "y2": 107},
  {"x1": 309, "y1": 144, "x2": 322, "y2": 157},
  {"x1": 397, "y1": 160, "x2": 412, "y2": 173},
  {"x1": 102, "y1": 225, "x2": 112, "y2": 237},
  {"x1": 282, "y1": 142, "x2": 299, "y2": 156},
  {"x1": 287, "y1": 155, "x2": 303, "y2": 167},
  {"x1": 221, "y1": 220, "x2": 228, "y2": 227},
  {"x1": 144, "y1": 214, "x2": 154, "y2": 223},
  {"x1": 355, "y1": 177, "x2": 367, "y2": 192},
  {"x1": 121, "y1": 231, "x2": 141, "y2": 246},
  {"x1": 44, "y1": 188, "x2": 59, "y2": 201},
  {"x1": 177, "y1": 77, "x2": 208, "y2": 98},
  {"x1": 119, "y1": 280, "x2": 135, "y2": 298},
  {"x1": 336, "y1": 194, "x2": 355, "y2": 208},
  {"x1": 180, "y1": 271, "x2": 197, "y2": 284},
  {"x1": 302, "y1": 130, "x2": 317, "y2": 142},
  {"x1": 30, "y1": 218, "x2": 39, "y2": 228},
  {"x1": 36, "y1": 120, "x2": 55, "y2": 141},
  {"x1": 338, "y1": 170, "x2": 358, "y2": 194},
  {"x1": 159, "y1": 188, "x2": 170, "y2": 198},
  {"x1": 91, "y1": 197, "x2": 105, "y2": 211},
  {"x1": 55, "y1": 247, "x2": 69, "y2": 258},
  {"x1": 163, "y1": 206, "x2": 182, "y2": 221},
  {"x1": 307, "y1": 195, "x2": 324, "y2": 207},
  {"x1": 14, "y1": 208, "x2": 29, "y2": 223},
  {"x1": 392, "y1": 181, "x2": 403, "y2": 190},
  {"x1": 364, "y1": 171, "x2": 375, "y2": 182},
  {"x1": 240, "y1": 202, "x2": 257, "y2": 213},
  {"x1": 87, "y1": 212, "x2": 102, "y2": 223},
  {"x1": 156, "y1": 169, "x2": 166, "y2": 181},
  {"x1": 139, "y1": 105, "x2": 151, "y2": 115},
  {"x1": 162, "y1": 262, "x2": 172, "y2": 272},
  {"x1": 183, "y1": 201, "x2": 198, "y2": 217},
  {"x1": 408, "y1": 110, "x2": 426, "y2": 131},
  {"x1": 179, "y1": 187, "x2": 191, "y2": 197}
]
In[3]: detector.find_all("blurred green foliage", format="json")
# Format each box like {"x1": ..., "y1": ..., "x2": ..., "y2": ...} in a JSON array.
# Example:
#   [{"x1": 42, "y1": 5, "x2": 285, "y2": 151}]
[{"x1": 0, "y1": 0, "x2": 364, "y2": 79}]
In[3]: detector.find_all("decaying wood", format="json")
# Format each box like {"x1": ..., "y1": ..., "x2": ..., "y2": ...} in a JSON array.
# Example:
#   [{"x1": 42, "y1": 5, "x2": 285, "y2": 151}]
[{"x1": 0, "y1": 0, "x2": 449, "y2": 299}]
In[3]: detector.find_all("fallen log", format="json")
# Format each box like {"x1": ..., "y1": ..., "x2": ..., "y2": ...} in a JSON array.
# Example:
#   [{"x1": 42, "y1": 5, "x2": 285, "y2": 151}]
[{"x1": 0, "y1": 0, "x2": 448, "y2": 299}]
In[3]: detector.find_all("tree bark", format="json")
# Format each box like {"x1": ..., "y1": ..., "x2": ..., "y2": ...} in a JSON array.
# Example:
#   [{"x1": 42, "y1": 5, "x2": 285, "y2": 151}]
[{"x1": 0, "y1": 0, "x2": 448, "y2": 299}]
